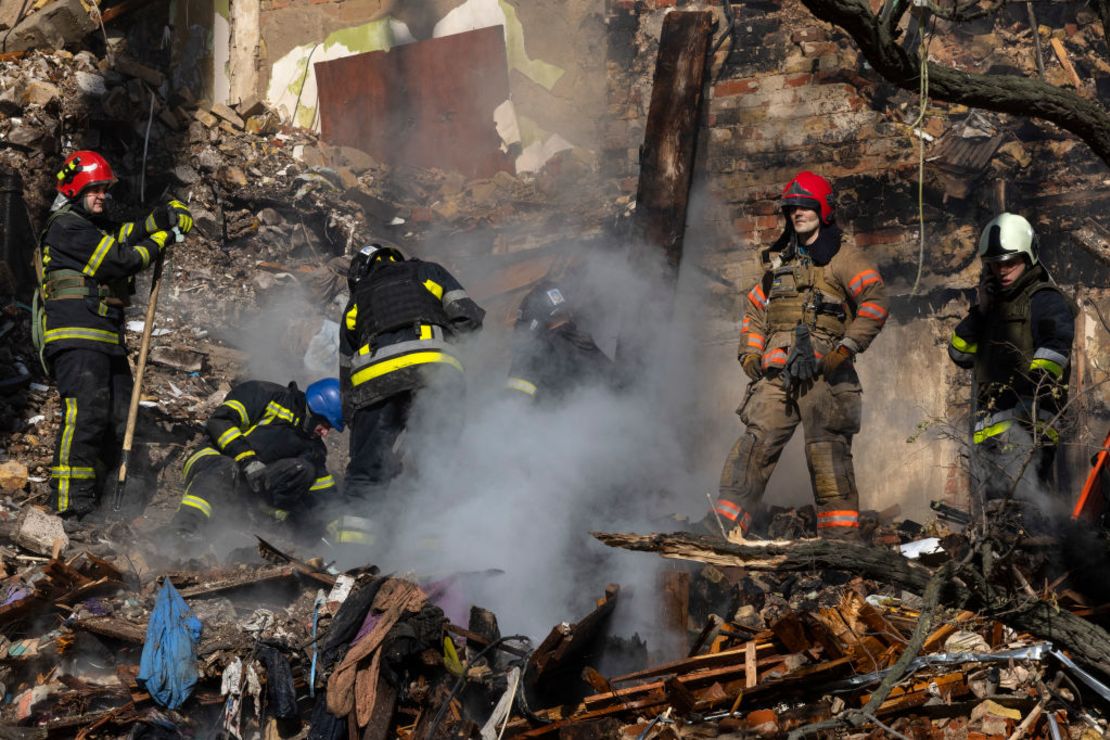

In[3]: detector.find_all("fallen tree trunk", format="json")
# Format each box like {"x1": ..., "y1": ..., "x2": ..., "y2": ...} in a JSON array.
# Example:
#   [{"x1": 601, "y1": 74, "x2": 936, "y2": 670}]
[{"x1": 593, "y1": 531, "x2": 1110, "y2": 677}]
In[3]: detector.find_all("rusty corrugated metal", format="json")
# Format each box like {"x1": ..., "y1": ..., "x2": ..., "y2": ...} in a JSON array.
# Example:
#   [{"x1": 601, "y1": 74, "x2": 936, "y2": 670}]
[{"x1": 315, "y1": 26, "x2": 514, "y2": 180}]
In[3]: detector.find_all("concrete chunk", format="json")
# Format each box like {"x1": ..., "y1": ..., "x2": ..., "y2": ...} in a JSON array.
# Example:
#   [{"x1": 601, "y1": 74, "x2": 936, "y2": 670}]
[
  {"x1": 210, "y1": 101, "x2": 245, "y2": 129},
  {"x1": 2, "y1": 0, "x2": 96, "y2": 53},
  {"x1": 0, "y1": 460, "x2": 28, "y2": 492},
  {"x1": 113, "y1": 56, "x2": 164, "y2": 87},
  {"x1": 14, "y1": 507, "x2": 68, "y2": 557}
]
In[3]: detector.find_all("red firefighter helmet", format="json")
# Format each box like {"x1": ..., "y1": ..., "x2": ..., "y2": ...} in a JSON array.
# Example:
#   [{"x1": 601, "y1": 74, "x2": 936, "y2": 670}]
[
  {"x1": 55, "y1": 150, "x2": 117, "y2": 199},
  {"x1": 781, "y1": 171, "x2": 835, "y2": 225}
]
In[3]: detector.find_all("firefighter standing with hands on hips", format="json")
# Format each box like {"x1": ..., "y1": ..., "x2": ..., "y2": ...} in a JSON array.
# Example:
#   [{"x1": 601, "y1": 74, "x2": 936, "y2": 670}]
[
  {"x1": 36, "y1": 150, "x2": 192, "y2": 520},
  {"x1": 704, "y1": 171, "x2": 888, "y2": 541}
]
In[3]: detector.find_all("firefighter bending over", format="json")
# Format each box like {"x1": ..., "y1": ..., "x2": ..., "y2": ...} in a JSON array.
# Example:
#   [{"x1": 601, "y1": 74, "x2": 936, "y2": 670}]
[
  {"x1": 948, "y1": 213, "x2": 1075, "y2": 503},
  {"x1": 336, "y1": 243, "x2": 484, "y2": 545},
  {"x1": 707, "y1": 171, "x2": 888, "y2": 541},
  {"x1": 38, "y1": 151, "x2": 193, "y2": 519},
  {"x1": 505, "y1": 279, "x2": 615, "y2": 404},
  {"x1": 171, "y1": 378, "x2": 342, "y2": 545}
]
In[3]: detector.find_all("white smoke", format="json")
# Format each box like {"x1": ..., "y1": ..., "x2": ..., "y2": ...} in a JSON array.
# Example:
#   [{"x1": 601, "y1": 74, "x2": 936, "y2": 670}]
[{"x1": 341, "y1": 244, "x2": 727, "y2": 642}]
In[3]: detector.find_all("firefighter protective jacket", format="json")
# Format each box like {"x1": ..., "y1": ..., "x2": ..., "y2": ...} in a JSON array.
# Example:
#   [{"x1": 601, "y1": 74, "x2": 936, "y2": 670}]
[
  {"x1": 948, "y1": 264, "x2": 1075, "y2": 445},
  {"x1": 738, "y1": 227, "x2": 888, "y2": 372},
  {"x1": 505, "y1": 324, "x2": 615, "y2": 403},
  {"x1": 179, "y1": 380, "x2": 337, "y2": 520},
  {"x1": 339, "y1": 258, "x2": 484, "y2": 409},
  {"x1": 39, "y1": 202, "x2": 172, "y2": 357}
]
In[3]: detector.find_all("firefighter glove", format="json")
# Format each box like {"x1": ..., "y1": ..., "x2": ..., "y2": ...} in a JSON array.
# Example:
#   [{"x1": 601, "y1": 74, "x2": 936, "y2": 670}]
[
  {"x1": 240, "y1": 459, "x2": 267, "y2": 493},
  {"x1": 145, "y1": 200, "x2": 193, "y2": 236},
  {"x1": 976, "y1": 269, "x2": 997, "y2": 312},
  {"x1": 741, "y1": 353, "x2": 763, "y2": 381},
  {"x1": 822, "y1": 344, "x2": 854, "y2": 376},
  {"x1": 785, "y1": 323, "x2": 818, "y2": 385}
]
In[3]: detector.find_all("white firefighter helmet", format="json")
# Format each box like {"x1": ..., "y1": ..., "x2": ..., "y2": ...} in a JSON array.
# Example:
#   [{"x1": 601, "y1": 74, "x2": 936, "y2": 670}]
[{"x1": 978, "y1": 213, "x2": 1038, "y2": 266}]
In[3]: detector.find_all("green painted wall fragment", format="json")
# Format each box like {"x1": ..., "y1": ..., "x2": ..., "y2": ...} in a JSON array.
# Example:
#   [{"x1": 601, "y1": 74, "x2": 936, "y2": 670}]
[{"x1": 499, "y1": 0, "x2": 564, "y2": 90}]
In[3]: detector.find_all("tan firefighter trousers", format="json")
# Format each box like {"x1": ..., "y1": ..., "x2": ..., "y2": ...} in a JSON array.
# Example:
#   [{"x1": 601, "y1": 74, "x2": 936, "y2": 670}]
[{"x1": 714, "y1": 366, "x2": 863, "y2": 539}]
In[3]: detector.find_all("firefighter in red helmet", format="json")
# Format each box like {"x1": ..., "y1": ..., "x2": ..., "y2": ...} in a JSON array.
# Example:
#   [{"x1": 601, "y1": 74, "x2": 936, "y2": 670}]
[
  {"x1": 38, "y1": 151, "x2": 193, "y2": 519},
  {"x1": 703, "y1": 171, "x2": 889, "y2": 541}
]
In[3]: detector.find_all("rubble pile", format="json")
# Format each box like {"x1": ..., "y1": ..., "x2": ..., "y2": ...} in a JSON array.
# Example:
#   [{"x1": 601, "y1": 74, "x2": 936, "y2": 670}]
[{"x1": 0, "y1": 512, "x2": 1108, "y2": 737}]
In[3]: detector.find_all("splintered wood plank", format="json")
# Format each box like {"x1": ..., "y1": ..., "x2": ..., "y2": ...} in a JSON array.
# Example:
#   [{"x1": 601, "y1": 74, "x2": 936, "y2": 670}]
[
  {"x1": 178, "y1": 565, "x2": 295, "y2": 598},
  {"x1": 608, "y1": 637, "x2": 774, "y2": 683},
  {"x1": 744, "y1": 640, "x2": 758, "y2": 688},
  {"x1": 921, "y1": 610, "x2": 977, "y2": 652}
]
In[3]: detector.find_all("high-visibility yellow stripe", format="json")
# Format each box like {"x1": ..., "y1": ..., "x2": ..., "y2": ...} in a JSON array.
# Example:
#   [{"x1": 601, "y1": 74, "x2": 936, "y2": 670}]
[
  {"x1": 310, "y1": 475, "x2": 335, "y2": 492},
  {"x1": 221, "y1": 400, "x2": 249, "y2": 426},
  {"x1": 180, "y1": 494, "x2": 213, "y2": 518},
  {"x1": 345, "y1": 304, "x2": 358, "y2": 331},
  {"x1": 423, "y1": 279, "x2": 444, "y2": 299},
  {"x1": 57, "y1": 398, "x2": 78, "y2": 512},
  {"x1": 1030, "y1": 358, "x2": 1064, "y2": 379},
  {"x1": 951, "y1": 332, "x2": 977, "y2": 355},
  {"x1": 117, "y1": 222, "x2": 134, "y2": 242},
  {"x1": 50, "y1": 465, "x2": 95, "y2": 479},
  {"x1": 82, "y1": 234, "x2": 115, "y2": 277},
  {"x1": 150, "y1": 231, "x2": 168, "y2": 249},
  {"x1": 235, "y1": 450, "x2": 256, "y2": 461},
  {"x1": 973, "y1": 419, "x2": 1060, "y2": 445},
  {"x1": 216, "y1": 427, "x2": 243, "y2": 449},
  {"x1": 265, "y1": 401, "x2": 296, "y2": 424},
  {"x1": 44, "y1": 327, "x2": 119, "y2": 344},
  {"x1": 506, "y1": 377, "x2": 537, "y2": 396},
  {"x1": 419, "y1": 324, "x2": 433, "y2": 340},
  {"x1": 337, "y1": 530, "x2": 374, "y2": 544},
  {"x1": 134, "y1": 245, "x2": 150, "y2": 268},
  {"x1": 351, "y1": 351, "x2": 463, "y2": 386},
  {"x1": 183, "y1": 446, "x2": 221, "y2": 479}
]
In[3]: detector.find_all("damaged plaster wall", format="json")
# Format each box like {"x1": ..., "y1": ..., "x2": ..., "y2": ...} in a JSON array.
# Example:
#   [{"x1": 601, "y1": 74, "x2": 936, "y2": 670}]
[
  {"x1": 255, "y1": 0, "x2": 605, "y2": 172},
  {"x1": 168, "y1": 0, "x2": 231, "y2": 103}
]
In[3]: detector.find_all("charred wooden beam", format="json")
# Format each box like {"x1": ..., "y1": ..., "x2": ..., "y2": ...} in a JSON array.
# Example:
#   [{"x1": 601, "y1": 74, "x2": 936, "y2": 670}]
[
  {"x1": 632, "y1": 10, "x2": 715, "y2": 277},
  {"x1": 593, "y1": 531, "x2": 1110, "y2": 677}
]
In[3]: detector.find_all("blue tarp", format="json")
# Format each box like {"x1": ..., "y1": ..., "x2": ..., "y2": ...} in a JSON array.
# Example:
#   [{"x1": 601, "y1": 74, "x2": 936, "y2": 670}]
[{"x1": 138, "y1": 579, "x2": 203, "y2": 709}]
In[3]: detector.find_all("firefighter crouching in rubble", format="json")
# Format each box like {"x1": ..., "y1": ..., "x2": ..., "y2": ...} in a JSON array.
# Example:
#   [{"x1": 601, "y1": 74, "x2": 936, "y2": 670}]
[
  {"x1": 335, "y1": 243, "x2": 485, "y2": 546},
  {"x1": 170, "y1": 378, "x2": 343, "y2": 544},
  {"x1": 705, "y1": 171, "x2": 889, "y2": 541},
  {"x1": 505, "y1": 279, "x2": 616, "y2": 404},
  {"x1": 948, "y1": 213, "x2": 1075, "y2": 503},
  {"x1": 37, "y1": 150, "x2": 193, "y2": 520}
]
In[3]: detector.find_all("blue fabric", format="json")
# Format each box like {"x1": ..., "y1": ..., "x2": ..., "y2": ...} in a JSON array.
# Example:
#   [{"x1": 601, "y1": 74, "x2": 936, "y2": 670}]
[{"x1": 138, "y1": 579, "x2": 203, "y2": 709}]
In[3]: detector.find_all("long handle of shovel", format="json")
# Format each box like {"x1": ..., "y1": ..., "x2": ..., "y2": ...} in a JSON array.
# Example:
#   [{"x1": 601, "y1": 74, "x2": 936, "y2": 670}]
[{"x1": 112, "y1": 252, "x2": 166, "y2": 513}]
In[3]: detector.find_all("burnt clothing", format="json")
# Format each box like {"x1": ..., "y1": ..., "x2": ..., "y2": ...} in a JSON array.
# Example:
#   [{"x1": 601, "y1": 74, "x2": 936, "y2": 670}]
[
  {"x1": 716, "y1": 368, "x2": 863, "y2": 539},
  {"x1": 948, "y1": 264, "x2": 1075, "y2": 447},
  {"x1": 718, "y1": 227, "x2": 888, "y2": 538},
  {"x1": 174, "y1": 380, "x2": 336, "y2": 534},
  {"x1": 339, "y1": 258, "x2": 484, "y2": 411},
  {"x1": 48, "y1": 349, "x2": 132, "y2": 516},
  {"x1": 39, "y1": 201, "x2": 171, "y2": 357},
  {"x1": 505, "y1": 324, "x2": 615, "y2": 403}
]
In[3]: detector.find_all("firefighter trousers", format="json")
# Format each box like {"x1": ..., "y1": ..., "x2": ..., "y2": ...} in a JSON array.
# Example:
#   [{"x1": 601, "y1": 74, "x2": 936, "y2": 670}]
[
  {"x1": 346, "y1": 391, "x2": 413, "y2": 499},
  {"x1": 172, "y1": 453, "x2": 316, "y2": 536},
  {"x1": 48, "y1": 348, "x2": 132, "y2": 518},
  {"x1": 715, "y1": 367, "x2": 862, "y2": 539}
]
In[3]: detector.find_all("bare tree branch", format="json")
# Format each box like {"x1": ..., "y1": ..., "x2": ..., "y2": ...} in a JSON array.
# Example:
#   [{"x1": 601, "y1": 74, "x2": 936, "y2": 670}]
[{"x1": 798, "y1": 0, "x2": 1110, "y2": 166}]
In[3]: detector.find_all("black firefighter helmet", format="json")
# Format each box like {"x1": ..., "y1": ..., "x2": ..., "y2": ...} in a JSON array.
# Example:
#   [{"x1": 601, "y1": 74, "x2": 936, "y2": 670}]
[
  {"x1": 516, "y1": 280, "x2": 570, "y2": 332},
  {"x1": 347, "y1": 242, "x2": 405, "y2": 292}
]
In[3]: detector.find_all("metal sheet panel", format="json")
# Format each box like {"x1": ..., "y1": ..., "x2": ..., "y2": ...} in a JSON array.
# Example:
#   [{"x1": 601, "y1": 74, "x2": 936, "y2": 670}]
[{"x1": 315, "y1": 26, "x2": 513, "y2": 180}]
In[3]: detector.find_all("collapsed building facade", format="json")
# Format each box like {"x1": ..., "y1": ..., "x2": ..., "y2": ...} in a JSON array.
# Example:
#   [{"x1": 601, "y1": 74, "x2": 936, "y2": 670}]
[{"x1": 0, "y1": 0, "x2": 1109, "y2": 737}]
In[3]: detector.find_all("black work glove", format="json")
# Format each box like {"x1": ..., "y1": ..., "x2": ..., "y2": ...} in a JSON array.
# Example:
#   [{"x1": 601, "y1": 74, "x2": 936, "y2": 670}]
[
  {"x1": 785, "y1": 323, "x2": 818, "y2": 386},
  {"x1": 822, "y1": 344, "x2": 854, "y2": 376},
  {"x1": 145, "y1": 200, "x2": 193, "y2": 236},
  {"x1": 976, "y1": 269, "x2": 998, "y2": 312},
  {"x1": 239, "y1": 459, "x2": 267, "y2": 493},
  {"x1": 741, "y1": 353, "x2": 763, "y2": 382}
]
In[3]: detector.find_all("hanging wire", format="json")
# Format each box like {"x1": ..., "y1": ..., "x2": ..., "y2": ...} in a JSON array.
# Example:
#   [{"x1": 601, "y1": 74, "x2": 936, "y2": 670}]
[{"x1": 909, "y1": 13, "x2": 936, "y2": 297}]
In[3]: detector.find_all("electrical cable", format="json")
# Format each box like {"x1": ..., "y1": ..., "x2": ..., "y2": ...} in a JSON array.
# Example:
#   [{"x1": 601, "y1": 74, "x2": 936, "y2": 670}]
[{"x1": 909, "y1": 13, "x2": 936, "y2": 297}]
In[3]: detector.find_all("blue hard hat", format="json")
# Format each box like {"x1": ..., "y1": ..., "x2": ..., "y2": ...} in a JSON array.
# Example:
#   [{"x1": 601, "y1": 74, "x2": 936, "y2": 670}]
[{"x1": 305, "y1": 378, "x2": 345, "y2": 432}]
